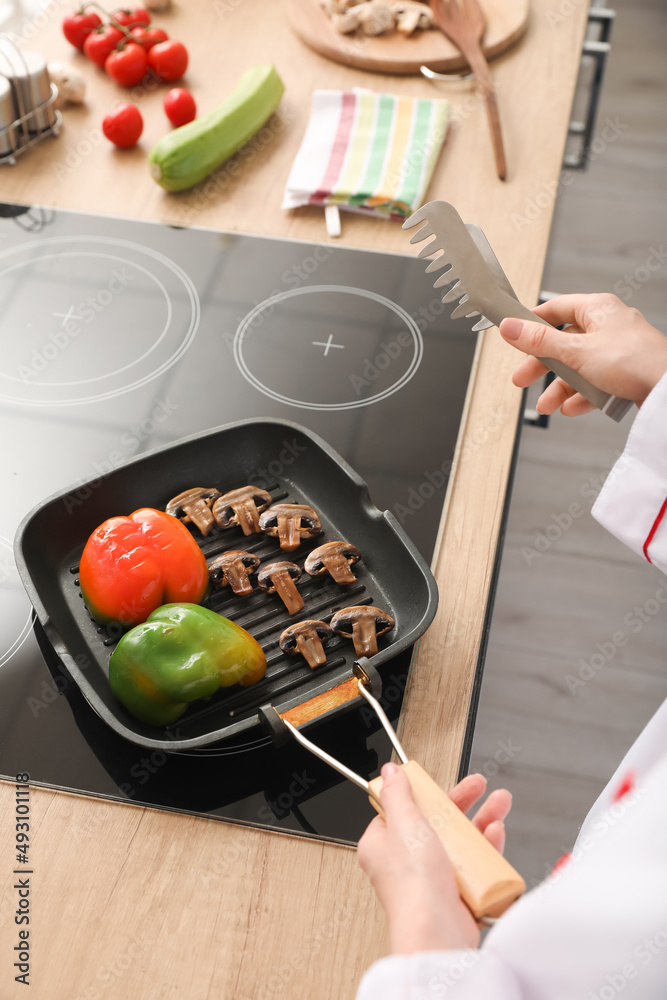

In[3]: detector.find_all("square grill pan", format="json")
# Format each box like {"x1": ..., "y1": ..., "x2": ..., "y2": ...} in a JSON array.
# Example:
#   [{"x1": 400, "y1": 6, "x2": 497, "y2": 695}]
[{"x1": 15, "y1": 419, "x2": 438, "y2": 750}]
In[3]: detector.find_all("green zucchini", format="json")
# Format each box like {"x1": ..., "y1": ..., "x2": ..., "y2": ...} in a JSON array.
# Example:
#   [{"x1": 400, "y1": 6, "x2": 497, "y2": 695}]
[{"x1": 148, "y1": 64, "x2": 285, "y2": 192}]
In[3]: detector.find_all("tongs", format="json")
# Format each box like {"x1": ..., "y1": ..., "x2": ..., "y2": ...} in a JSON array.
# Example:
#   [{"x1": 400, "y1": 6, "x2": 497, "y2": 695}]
[
  {"x1": 404, "y1": 200, "x2": 634, "y2": 422},
  {"x1": 262, "y1": 660, "x2": 525, "y2": 923}
]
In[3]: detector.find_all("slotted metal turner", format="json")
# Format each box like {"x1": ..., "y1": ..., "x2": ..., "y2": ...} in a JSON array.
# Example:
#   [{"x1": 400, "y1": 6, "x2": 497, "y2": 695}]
[{"x1": 404, "y1": 201, "x2": 633, "y2": 422}]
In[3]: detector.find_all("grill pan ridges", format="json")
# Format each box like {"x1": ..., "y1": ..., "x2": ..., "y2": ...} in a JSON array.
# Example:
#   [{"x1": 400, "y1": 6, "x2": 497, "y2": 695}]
[{"x1": 15, "y1": 419, "x2": 438, "y2": 750}]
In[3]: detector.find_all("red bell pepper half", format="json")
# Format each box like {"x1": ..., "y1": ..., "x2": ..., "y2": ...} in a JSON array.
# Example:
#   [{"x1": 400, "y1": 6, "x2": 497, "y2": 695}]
[{"x1": 79, "y1": 507, "x2": 209, "y2": 628}]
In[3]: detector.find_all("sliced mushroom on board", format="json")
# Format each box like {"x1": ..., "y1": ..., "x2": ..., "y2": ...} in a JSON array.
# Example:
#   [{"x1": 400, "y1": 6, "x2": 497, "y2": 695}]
[
  {"x1": 321, "y1": 0, "x2": 364, "y2": 12},
  {"x1": 330, "y1": 605, "x2": 395, "y2": 656},
  {"x1": 212, "y1": 485, "x2": 273, "y2": 536},
  {"x1": 305, "y1": 541, "x2": 361, "y2": 585},
  {"x1": 330, "y1": 3, "x2": 377, "y2": 32},
  {"x1": 279, "y1": 620, "x2": 334, "y2": 669},
  {"x1": 357, "y1": 1, "x2": 395, "y2": 34},
  {"x1": 323, "y1": 0, "x2": 433, "y2": 36},
  {"x1": 257, "y1": 561, "x2": 305, "y2": 615},
  {"x1": 208, "y1": 550, "x2": 260, "y2": 596},
  {"x1": 258, "y1": 503, "x2": 322, "y2": 552},
  {"x1": 390, "y1": 1, "x2": 434, "y2": 33},
  {"x1": 166, "y1": 487, "x2": 221, "y2": 536}
]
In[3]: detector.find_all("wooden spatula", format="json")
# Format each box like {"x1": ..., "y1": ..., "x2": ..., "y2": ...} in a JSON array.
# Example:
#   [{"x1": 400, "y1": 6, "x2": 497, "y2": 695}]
[{"x1": 430, "y1": 0, "x2": 507, "y2": 180}]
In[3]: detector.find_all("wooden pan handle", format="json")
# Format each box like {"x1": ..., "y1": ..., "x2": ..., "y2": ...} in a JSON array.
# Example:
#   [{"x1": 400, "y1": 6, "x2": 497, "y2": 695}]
[
  {"x1": 369, "y1": 760, "x2": 525, "y2": 920},
  {"x1": 280, "y1": 676, "x2": 360, "y2": 728}
]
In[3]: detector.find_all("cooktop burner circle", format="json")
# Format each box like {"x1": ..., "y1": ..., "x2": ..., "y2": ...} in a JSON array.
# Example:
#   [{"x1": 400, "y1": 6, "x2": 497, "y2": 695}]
[
  {"x1": 171, "y1": 734, "x2": 272, "y2": 756},
  {"x1": 0, "y1": 236, "x2": 200, "y2": 407},
  {"x1": 233, "y1": 284, "x2": 423, "y2": 410},
  {"x1": 0, "y1": 536, "x2": 33, "y2": 670},
  {"x1": 1, "y1": 252, "x2": 172, "y2": 387}
]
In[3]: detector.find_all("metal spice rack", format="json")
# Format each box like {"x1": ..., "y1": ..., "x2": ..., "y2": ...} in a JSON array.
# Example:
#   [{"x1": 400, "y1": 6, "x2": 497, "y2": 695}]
[{"x1": 0, "y1": 33, "x2": 60, "y2": 165}]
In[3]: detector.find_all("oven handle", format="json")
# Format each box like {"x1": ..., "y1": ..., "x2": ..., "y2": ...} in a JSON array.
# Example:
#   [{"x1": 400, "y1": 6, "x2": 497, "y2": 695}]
[{"x1": 564, "y1": 8, "x2": 615, "y2": 170}]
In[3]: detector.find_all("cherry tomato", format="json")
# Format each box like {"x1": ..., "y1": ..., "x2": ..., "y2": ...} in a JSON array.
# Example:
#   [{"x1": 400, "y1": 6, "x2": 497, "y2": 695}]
[
  {"x1": 112, "y1": 7, "x2": 151, "y2": 28},
  {"x1": 62, "y1": 10, "x2": 102, "y2": 51},
  {"x1": 83, "y1": 25, "x2": 124, "y2": 68},
  {"x1": 130, "y1": 26, "x2": 168, "y2": 49},
  {"x1": 147, "y1": 40, "x2": 188, "y2": 82},
  {"x1": 102, "y1": 103, "x2": 143, "y2": 147},
  {"x1": 105, "y1": 42, "x2": 148, "y2": 86},
  {"x1": 163, "y1": 88, "x2": 196, "y2": 127}
]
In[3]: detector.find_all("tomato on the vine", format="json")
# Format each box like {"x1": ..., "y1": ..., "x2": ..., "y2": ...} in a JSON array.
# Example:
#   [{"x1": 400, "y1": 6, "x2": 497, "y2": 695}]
[
  {"x1": 105, "y1": 42, "x2": 148, "y2": 86},
  {"x1": 102, "y1": 103, "x2": 143, "y2": 147},
  {"x1": 62, "y1": 10, "x2": 102, "y2": 51},
  {"x1": 163, "y1": 88, "x2": 196, "y2": 127},
  {"x1": 147, "y1": 40, "x2": 188, "y2": 82},
  {"x1": 112, "y1": 7, "x2": 151, "y2": 28},
  {"x1": 83, "y1": 24, "x2": 124, "y2": 68},
  {"x1": 130, "y1": 26, "x2": 168, "y2": 50}
]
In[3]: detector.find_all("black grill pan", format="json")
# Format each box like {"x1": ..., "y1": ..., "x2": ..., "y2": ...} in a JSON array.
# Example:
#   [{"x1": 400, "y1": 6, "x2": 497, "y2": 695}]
[{"x1": 15, "y1": 419, "x2": 438, "y2": 750}]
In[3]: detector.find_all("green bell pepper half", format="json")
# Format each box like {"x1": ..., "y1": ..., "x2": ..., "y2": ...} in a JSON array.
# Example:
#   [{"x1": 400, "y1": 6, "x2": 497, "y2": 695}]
[{"x1": 108, "y1": 603, "x2": 267, "y2": 726}]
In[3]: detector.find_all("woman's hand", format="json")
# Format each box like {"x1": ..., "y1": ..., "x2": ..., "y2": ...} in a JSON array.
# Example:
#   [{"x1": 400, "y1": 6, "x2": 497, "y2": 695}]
[
  {"x1": 357, "y1": 764, "x2": 512, "y2": 955},
  {"x1": 499, "y1": 293, "x2": 667, "y2": 416}
]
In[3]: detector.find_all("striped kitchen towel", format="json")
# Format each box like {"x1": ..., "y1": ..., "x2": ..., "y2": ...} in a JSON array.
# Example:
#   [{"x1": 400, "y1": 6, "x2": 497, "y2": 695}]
[{"x1": 282, "y1": 88, "x2": 449, "y2": 220}]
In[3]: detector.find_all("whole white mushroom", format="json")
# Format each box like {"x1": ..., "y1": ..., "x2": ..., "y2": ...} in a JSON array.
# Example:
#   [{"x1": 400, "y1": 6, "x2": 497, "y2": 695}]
[{"x1": 47, "y1": 61, "x2": 86, "y2": 104}]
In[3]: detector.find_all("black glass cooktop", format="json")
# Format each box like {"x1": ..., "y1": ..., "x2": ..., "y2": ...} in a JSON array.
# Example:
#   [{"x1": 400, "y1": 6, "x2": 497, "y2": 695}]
[{"x1": 0, "y1": 203, "x2": 481, "y2": 845}]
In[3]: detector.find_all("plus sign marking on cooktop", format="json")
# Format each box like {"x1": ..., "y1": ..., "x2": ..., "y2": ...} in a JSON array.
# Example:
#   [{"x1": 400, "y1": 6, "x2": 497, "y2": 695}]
[
  {"x1": 312, "y1": 334, "x2": 345, "y2": 356},
  {"x1": 0, "y1": 235, "x2": 200, "y2": 407},
  {"x1": 53, "y1": 306, "x2": 83, "y2": 326},
  {"x1": 234, "y1": 285, "x2": 423, "y2": 411}
]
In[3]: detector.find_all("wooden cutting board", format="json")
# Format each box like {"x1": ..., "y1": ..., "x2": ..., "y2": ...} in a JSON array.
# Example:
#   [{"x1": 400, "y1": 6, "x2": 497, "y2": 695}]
[{"x1": 287, "y1": 0, "x2": 529, "y2": 75}]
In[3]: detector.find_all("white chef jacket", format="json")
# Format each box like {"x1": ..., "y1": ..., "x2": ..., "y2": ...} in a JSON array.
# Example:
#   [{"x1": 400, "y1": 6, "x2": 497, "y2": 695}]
[{"x1": 355, "y1": 374, "x2": 667, "y2": 1000}]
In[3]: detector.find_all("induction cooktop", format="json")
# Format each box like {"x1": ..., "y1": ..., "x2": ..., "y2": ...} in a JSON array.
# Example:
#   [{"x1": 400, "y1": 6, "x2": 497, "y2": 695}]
[{"x1": 0, "y1": 202, "x2": 483, "y2": 845}]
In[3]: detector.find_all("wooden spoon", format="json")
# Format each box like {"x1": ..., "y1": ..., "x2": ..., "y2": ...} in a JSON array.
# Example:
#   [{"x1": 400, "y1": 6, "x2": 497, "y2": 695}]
[{"x1": 429, "y1": 0, "x2": 507, "y2": 180}]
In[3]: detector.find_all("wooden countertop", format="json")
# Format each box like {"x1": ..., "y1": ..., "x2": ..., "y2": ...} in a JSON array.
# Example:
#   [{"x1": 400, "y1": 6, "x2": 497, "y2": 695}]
[{"x1": 0, "y1": 1, "x2": 589, "y2": 996}]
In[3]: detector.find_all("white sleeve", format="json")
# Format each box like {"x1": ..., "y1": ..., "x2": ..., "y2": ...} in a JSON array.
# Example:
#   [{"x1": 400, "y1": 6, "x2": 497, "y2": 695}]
[
  {"x1": 354, "y1": 949, "x2": 524, "y2": 1000},
  {"x1": 354, "y1": 378, "x2": 667, "y2": 1000},
  {"x1": 592, "y1": 373, "x2": 667, "y2": 572},
  {"x1": 354, "y1": 751, "x2": 667, "y2": 1000}
]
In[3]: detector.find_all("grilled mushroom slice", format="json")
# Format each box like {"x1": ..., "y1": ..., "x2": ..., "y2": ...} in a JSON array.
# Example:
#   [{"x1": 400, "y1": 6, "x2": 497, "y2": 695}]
[
  {"x1": 305, "y1": 540, "x2": 361, "y2": 585},
  {"x1": 257, "y1": 561, "x2": 304, "y2": 615},
  {"x1": 258, "y1": 503, "x2": 322, "y2": 552},
  {"x1": 166, "y1": 487, "x2": 221, "y2": 536},
  {"x1": 330, "y1": 606, "x2": 395, "y2": 657},
  {"x1": 212, "y1": 485, "x2": 273, "y2": 536},
  {"x1": 279, "y1": 620, "x2": 334, "y2": 669},
  {"x1": 208, "y1": 550, "x2": 260, "y2": 596}
]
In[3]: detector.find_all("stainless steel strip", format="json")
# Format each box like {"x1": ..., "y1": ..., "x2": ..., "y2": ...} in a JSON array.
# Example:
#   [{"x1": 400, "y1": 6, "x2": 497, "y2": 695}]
[
  {"x1": 282, "y1": 718, "x2": 375, "y2": 797},
  {"x1": 356, "y1": 681, "x2": 409, "y2": 764}
]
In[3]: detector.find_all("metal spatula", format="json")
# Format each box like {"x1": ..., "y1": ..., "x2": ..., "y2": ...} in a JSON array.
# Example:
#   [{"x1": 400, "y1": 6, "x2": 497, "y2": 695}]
[{"x1": 404, "y1": 201, "x2": 633, "y2": 422}]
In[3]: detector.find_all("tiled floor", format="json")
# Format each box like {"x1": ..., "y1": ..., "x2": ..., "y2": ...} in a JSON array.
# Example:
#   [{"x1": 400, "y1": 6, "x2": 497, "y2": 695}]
[{"x1": 470, "y1": 0, "x2": 667, "y2": 887}]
